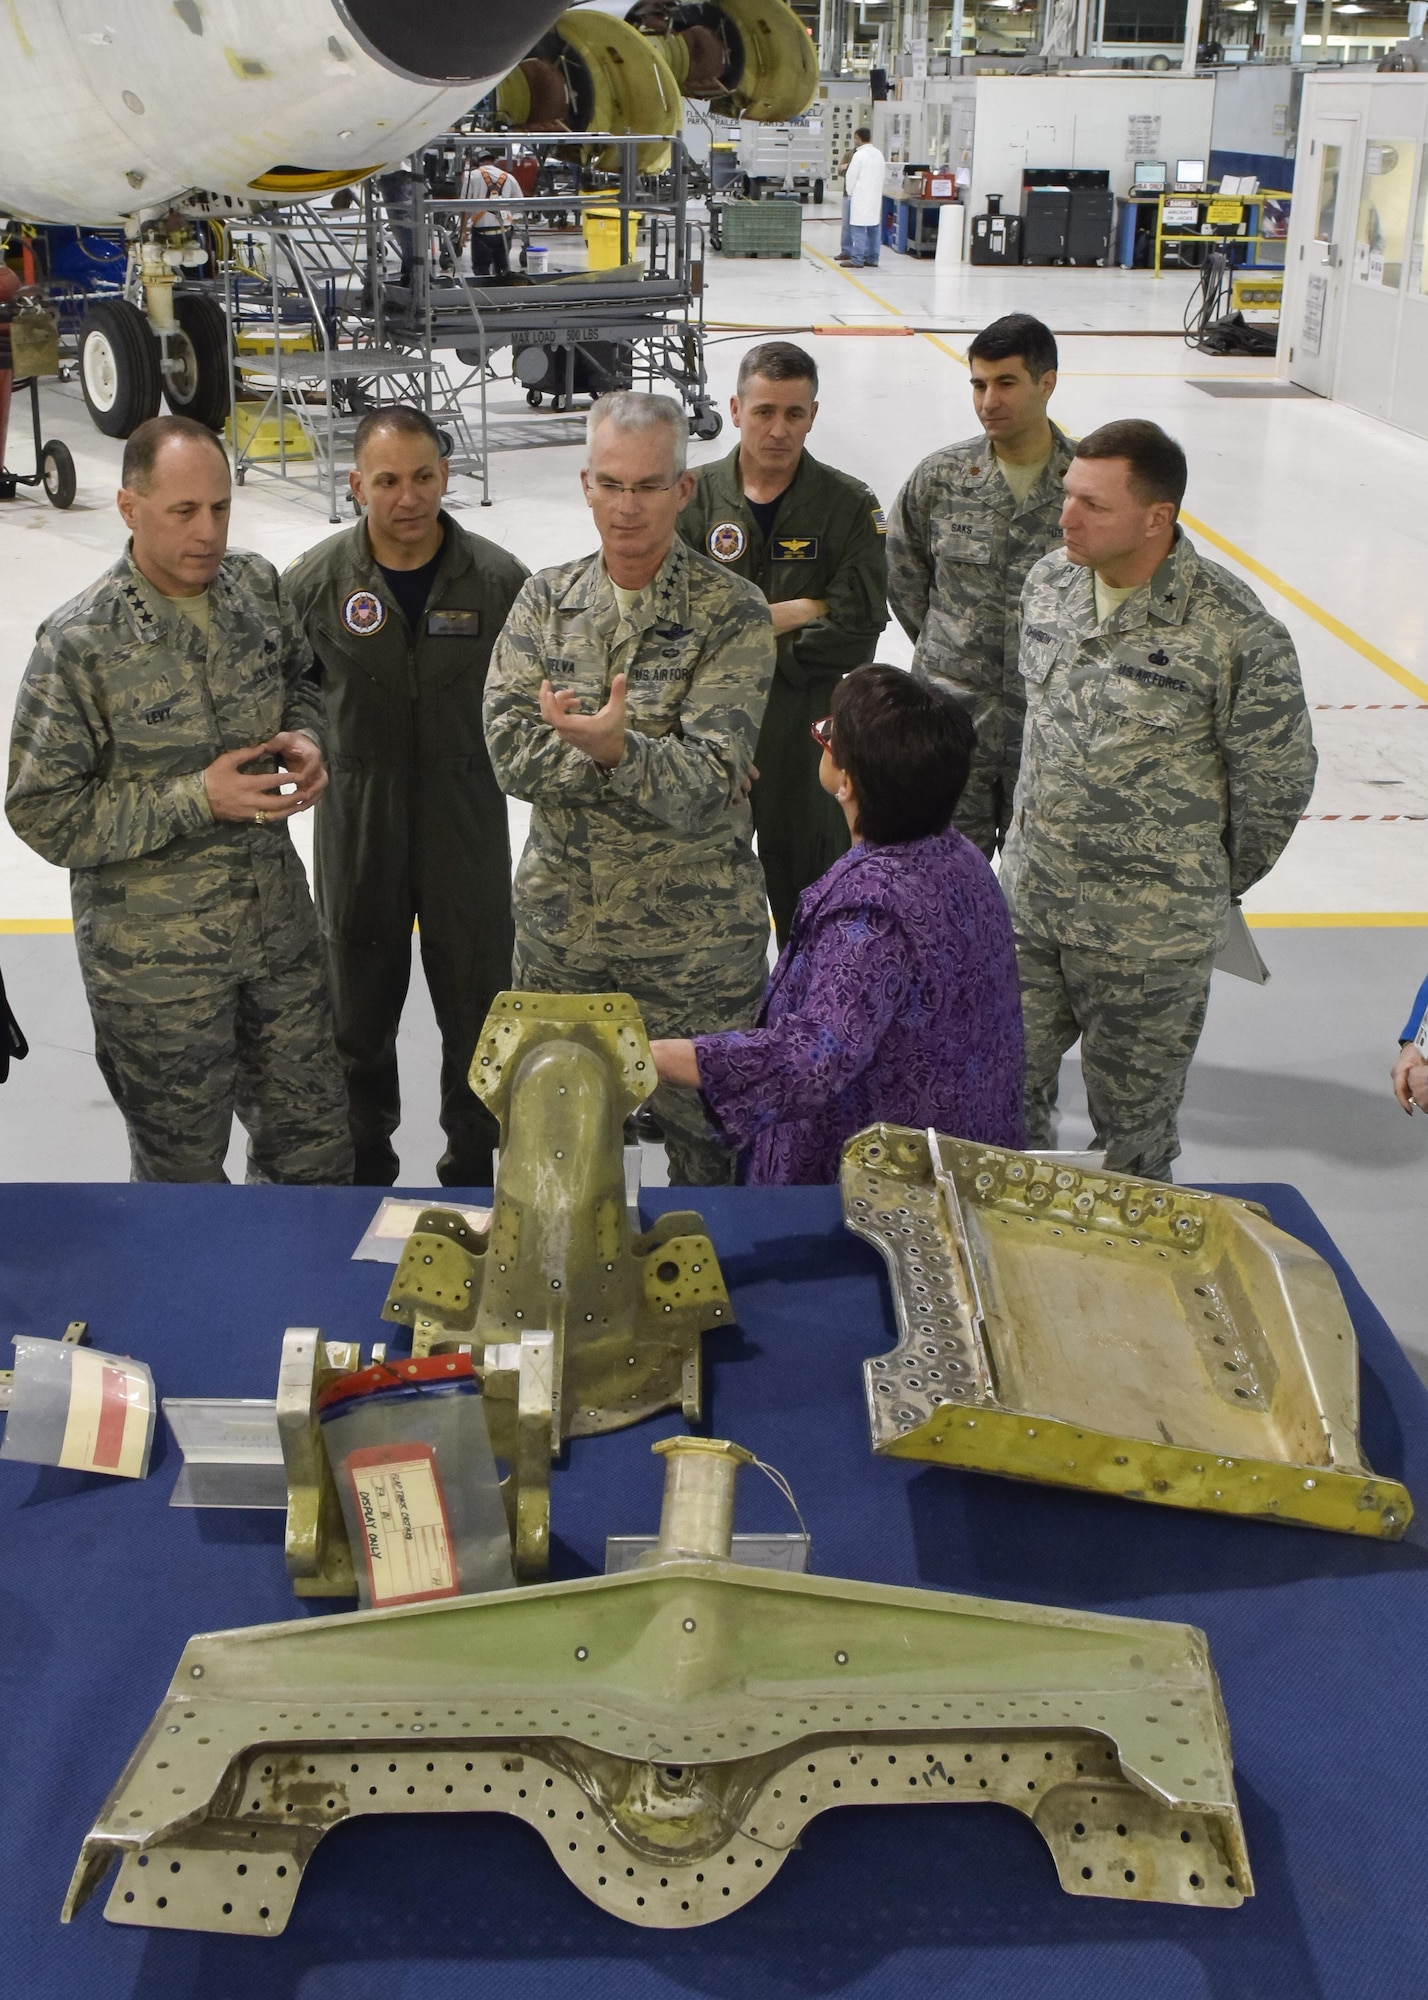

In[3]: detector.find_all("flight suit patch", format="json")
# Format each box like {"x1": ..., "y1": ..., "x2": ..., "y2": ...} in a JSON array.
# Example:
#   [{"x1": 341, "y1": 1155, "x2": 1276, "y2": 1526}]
[
  {"x1": 771, "y1": 536, "x2": 819, "y2": 561},
  {"x1": 707, "y1": 522, "x2": 747, "y2": 563},
  {"x1": 871, "y1": 508, "x2": 887, "y2": 535},
  {"x1": 427, "y1": 609, "x2": 481, "y2": 635},
  {"x1": 342, "y1": 589, "x2": 387, "y2": 636}
]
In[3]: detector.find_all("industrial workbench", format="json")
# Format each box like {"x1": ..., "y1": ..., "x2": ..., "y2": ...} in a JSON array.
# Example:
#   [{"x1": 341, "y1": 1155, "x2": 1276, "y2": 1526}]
[{"x1": 2, "y1": 1180, "x2": 1425, "y2": 2000}]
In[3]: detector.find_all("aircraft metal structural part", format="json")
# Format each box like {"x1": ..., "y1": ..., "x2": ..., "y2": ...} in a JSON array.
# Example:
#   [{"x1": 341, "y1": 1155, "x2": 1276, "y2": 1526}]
[
  {"x1": 63, "y1": 1436, "x2": 1252, "y2": 1937},
  {"x1": 278, "y1": 1325, "x2": 554, "y2": 1593},
  {"x1": 381, "y1": 992, "x2": 730, "y2": 1449},
  {"x1": 843, "y1": 1124, "x2": 1412, "y2": 1538}
]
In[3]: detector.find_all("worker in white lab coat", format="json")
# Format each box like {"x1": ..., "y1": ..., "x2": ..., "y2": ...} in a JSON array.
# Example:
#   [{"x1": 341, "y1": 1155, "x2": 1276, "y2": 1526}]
[{"x1": 838, "y1": 129, "x2": 886, "y2": 269}]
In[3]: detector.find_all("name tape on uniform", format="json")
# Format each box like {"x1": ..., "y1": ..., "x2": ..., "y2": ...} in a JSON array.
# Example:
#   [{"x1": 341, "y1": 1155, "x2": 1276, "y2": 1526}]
[
  {"x1": 347, "y1": 1442, "x2": 460, "y2": 1607},
  {"x1": 771, "y1": 536, "x2": 819, "y2": 562}
]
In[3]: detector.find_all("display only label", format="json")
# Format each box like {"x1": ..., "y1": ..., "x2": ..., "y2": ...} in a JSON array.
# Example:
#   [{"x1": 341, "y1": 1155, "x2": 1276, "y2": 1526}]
[
  {"x1": 346, "y1": 1443, "x2": 460, "y2": 1607},
  {"x1": 58, "y1": 1347, "x2": 150, "y2": 1478}
]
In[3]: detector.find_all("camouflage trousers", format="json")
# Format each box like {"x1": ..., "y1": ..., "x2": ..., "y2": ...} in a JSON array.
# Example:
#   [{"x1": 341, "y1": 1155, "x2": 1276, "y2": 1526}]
[
  {"x1": 90, "y1": 941, "x2": 354, "y2": 1185},
  {"x1": 511, "y1": 930, "x2": 768, "y2": 1186},
  {"x1": 950, "y1": 692, "x2": 1020, "y2": 861},
  {"x1": 1014, "y1": 927, "x2": 1216, "y2": 1182}
]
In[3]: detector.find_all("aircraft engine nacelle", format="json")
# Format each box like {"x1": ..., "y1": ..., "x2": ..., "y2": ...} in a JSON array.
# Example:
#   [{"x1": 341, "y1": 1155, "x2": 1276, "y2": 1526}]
[
  {"x1": 625, "y1": 0, "x2": 817, "y2": 123},
  {"x1": 0, "y1": 0, "x2": 568, "y2": 228},
  {"x1": 496, "y1": 11, "x2": 681, "y2": 177}
]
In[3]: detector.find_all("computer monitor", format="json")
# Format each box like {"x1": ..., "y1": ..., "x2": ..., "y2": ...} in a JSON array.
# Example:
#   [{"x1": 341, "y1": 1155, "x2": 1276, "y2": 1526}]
[
  {"x1": 1174, "y1": 158, "x2": 1206, "y2": 191},
  {"x1": 1133, "y1": 160, "x2": 1167, "y2": 191}
]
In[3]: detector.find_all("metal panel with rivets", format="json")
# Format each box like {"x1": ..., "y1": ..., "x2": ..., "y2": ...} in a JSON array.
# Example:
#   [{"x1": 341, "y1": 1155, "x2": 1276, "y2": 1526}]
[{"x1": 843, "y1": 1123, "x2": 1411, "y2": 1537}]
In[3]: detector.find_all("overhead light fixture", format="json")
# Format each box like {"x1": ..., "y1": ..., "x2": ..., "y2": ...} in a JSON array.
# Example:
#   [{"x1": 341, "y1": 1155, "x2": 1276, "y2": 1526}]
[{"x1": 1334, "y1": 3, "x2": 1367, "y2": 10}]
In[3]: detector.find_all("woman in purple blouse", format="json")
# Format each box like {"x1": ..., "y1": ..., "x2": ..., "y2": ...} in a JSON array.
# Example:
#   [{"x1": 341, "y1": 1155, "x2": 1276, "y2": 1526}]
[{"x1": 651, "y1": 665, "x2": 1025, "y2": 1184}]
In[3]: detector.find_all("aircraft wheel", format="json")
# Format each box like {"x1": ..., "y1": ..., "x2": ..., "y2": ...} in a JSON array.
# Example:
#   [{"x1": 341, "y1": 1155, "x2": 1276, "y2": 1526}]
[
  {"x1": 164, "y1": 293, "x2": 231, "y2": 430},
  {"x1": 41, "y1": 440, "x2": 77, "y2": 509},
  {"x1": 79, "y1": 299, "x2": 161, "y2": 438}
]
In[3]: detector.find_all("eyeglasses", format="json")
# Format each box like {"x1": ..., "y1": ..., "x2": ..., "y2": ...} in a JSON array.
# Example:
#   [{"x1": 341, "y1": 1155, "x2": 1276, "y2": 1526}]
[
  {"x1": 811, "y1": 715, "x2": 834, "y2": 752},
  {"x1": 589, "y1": 477, "x2": 679, "y2": 499}
]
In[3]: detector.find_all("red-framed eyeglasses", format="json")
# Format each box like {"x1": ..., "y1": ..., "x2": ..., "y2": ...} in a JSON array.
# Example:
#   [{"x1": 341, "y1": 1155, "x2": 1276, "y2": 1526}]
[{"x1": 810, "y1": 715, "x2": 833, "y2": 752}]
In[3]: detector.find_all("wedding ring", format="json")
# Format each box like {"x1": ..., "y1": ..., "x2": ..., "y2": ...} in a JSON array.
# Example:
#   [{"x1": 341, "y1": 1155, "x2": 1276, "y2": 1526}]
[{"x1": 254, "y1": 809, "x2": 267, "y2": 826}]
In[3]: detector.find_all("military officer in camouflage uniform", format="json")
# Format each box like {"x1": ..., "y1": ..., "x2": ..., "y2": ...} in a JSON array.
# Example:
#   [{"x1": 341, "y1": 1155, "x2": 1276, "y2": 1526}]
[
  {"x1": 284, "y1": 406, "x2": 528, "y2": 1188},
  {"x1": 483, "y1": 390, "x2": 776, "y2": 1184},
  {"x1": 887, "y1": 314, "x2": 1075, "y2": 857},
  {"x1": 677, "y1": 342, "x2": 887, "y2": 945},
  {"x1": 5, "y1": 414, "x2": 351, "y2": 1183},
  {"x1": 1002, "y1": 419, "x2": 1316, "y2": 1181}
]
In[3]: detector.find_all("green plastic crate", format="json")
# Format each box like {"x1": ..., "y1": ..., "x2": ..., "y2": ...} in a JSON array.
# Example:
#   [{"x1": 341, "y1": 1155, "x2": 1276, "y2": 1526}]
[{"x1": 718, "y1": 199, "x2": 802, "y2": 259}]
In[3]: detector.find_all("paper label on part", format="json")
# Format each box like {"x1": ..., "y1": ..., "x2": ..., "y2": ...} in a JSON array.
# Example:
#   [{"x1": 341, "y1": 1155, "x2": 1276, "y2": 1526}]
[
  {"x1": 58, "y1": 1348, "x2": 150, "y2": 1478},
  {"x1": 346, "y1": 1444, "x2": 459, "y2": 1607},
  {"x1": 352, "y1": 1196, "x2": 492, "y2": 1262}
]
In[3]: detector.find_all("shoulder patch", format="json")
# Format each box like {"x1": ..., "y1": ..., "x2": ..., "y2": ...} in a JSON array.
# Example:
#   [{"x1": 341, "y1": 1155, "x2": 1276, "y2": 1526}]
[
  {"x1": 872, "y1": 508, "x2": 887, "y2": 535},
  {"x1": 771, "y1": 535, "x2": 819, "y2": 562},
  {"x1": 707, "y1": 521, "x2": 747, "y2": 564},
  {"x1": 342, "y1": 589, "x2": 387, "y2": 637}
]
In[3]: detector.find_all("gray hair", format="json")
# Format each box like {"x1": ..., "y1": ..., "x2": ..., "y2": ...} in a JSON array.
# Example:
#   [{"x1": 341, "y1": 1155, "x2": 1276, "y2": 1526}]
[{"x1": 585, "y1": 390, "x2": 687, "y2": 476}]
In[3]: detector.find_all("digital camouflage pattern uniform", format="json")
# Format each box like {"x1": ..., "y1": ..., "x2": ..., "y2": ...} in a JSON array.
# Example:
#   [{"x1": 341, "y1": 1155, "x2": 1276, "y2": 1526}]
[
  {"x1": 1000, "y1": 530, "x2": 1317, "y2": 1180},
  {"x1": 677, "y1": 446, "x2": 888, "y2": 945},
  {"x1": 283, "y1": 514, "x2": 529, "y2": 1188},
  {"x1": 483, "y1": 537, "x2": 776, "y2": 1184},
  {"x1": 887, "y1": 422, "x2": 1077, "y2": 856},
  {"x1": 5, "y1": 551, "x2": 351, "y2": 1184}
]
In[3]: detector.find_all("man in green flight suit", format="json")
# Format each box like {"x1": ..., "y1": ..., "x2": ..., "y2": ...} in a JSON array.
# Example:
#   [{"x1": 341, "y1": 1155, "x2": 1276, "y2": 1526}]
[
  {"x1": 887, "y1": 313, "x2": 1075, "y2": 858},
  {"x1": 284, "y1": 406, "x2": 529, "y2": 1187},
  {"x1": 484, "y1": 390, "x2": 775, "y2": 1185},
  {"x1": 1003, "y1": 419, "x2": 1317, "y2": 1181},
  {"x1": 6, "y1": 415, "x2": 351, "y2": 1184},
  {"x1": 677, "y1": 341, "x2": 887, "y2": 946}
]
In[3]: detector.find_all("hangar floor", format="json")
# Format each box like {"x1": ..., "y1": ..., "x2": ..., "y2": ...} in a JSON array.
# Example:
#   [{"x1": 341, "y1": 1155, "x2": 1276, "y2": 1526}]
[{"x1": 1, "y1": 212, "x2": 1425, "y2": 1377}]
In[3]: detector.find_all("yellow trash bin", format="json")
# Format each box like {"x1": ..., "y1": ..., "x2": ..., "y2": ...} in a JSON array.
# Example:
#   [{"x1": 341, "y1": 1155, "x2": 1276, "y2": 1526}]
[{"x1": 581, "y1": 207, "x2": 643, "y2": 270}]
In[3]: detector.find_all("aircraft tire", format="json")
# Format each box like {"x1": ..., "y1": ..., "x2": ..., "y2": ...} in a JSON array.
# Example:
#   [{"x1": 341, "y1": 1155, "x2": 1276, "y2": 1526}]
[
  {"x1": 79, "y1": 299, "x2": 162, "y2": 439},
  {"x1": 164, "y1": 293, "x2": 232, "y2": 431}
]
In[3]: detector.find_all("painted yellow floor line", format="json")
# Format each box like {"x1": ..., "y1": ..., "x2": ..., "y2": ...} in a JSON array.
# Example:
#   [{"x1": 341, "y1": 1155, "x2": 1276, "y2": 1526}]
[
  {"x1": 0, "y1": 918, "x2": 72, "y2": 933},
  {"x1": 802, "y1": 245, "x2": 907, "y2": 319},
  {"x1": 1246, "y1": 911, "x2": 1428, "y2": 928},
  {"x1": 1179, "y1": 513, "x2": 1428, "y2": 704},
  {"x1": 807, "y1": 239, "x2": 1428, "y2": 707}
]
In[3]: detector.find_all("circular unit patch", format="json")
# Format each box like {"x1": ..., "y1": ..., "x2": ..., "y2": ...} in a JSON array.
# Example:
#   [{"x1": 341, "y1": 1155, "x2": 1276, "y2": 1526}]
[
  {"x1": 342, "y1": 588, "x2": 387, "y2": 636},
  {"x1": 706, "y1": 521, "x2": 747, "y2": 564}
]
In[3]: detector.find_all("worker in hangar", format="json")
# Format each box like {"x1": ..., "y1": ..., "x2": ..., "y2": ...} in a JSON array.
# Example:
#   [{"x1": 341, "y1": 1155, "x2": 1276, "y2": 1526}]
[
  {"x1": 1003, "y1": 419, "x2": 1317, "y2": 1183},
  {"x1": 483, "y1": 390, "x2": 776, "y2": 1185},
  {"x1": 886, "y1": 312, "x2": 1075, "y2": 859},
  {"x1": 283, "y1": 406, "x2": 528, "y2": 1188},
  {"x1": 5, "y1": 416, "x2": 351, "y2": 1184},
  {"x1": 677, "y1": 341, "x2": 888, "y2": 946}
]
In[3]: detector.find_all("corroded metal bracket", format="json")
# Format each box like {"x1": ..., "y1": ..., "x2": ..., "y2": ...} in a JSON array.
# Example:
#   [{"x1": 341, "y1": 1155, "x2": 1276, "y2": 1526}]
[
  {"x1": 381, "y1": 993, "x2": 731, "y2": 1441},
  {"x1": 843, "y1": 1124, "x2": 1412, "y2": 1538},
  {"x1": 277, "y1": 1327, "x2": 554, "y2": 1594},
  {"x1": 63, "y1": 1437, "x2": 1252, "y2": 1937}
]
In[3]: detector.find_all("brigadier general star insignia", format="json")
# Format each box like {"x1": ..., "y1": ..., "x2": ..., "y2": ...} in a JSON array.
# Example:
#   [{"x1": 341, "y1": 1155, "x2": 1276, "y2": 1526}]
[{"x1": 342, "y1": 589, "x2": 387, "y2": 636}]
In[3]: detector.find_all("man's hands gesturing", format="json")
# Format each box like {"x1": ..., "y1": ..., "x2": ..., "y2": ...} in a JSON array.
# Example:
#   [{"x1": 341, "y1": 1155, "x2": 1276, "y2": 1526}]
[
  {"x1": 539, "y1": 673, "x2": 628, "y2": 769},
  {"x1": 204, "y1": 731, "x2": 328, "y2": 824}
]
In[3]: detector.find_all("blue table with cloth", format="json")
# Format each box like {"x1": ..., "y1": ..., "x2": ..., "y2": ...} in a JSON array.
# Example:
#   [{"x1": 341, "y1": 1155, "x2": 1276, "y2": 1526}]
[{"x1": 2, "y1": 1181, "x2": 1425, "y2": 2000}]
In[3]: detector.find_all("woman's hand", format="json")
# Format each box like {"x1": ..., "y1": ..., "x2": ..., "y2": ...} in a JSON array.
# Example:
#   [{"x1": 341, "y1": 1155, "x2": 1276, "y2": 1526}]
[
  {"x1": 650, "y1": 1038, "x2": 702, "y2": 1089},
  {"x1": 1392, "y1": 1042, "x2": 1428, "y2": 1114}
]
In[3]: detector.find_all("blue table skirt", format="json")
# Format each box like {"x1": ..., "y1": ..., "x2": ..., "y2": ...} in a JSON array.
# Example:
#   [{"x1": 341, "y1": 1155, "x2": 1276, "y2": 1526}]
[{"x1": 2, "y1": 1181, "x2": 1425, "y2": 2000}]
